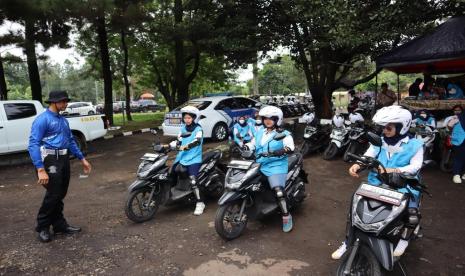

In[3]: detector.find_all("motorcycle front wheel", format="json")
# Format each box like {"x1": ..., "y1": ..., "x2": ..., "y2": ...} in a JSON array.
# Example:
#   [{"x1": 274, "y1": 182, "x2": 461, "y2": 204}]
[
  {"x1": 323, "y1": 142, "x2": 339, "y2": 160},
  {"x1": 336, "y1": 245, "x2": 383, "y2": 276},
  {"x1": 215, "y1": 200, "x2": 248, "y2": 240},
  {"x1": 125, "y1": 187, "x2": 161, "y2": 223}
]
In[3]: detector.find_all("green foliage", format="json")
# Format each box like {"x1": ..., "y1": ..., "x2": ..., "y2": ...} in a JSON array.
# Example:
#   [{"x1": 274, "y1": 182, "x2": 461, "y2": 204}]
[{"x1": 258, "y1": 55, "x2": 306, "y2": 95}]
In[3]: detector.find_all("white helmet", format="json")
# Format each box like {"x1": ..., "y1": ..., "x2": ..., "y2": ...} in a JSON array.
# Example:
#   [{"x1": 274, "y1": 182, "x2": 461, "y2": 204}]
[
  {"x1": 349, "y1": 112, "x2": 364, "y2": 124},
  {"x1": 180, "y1": 105, "x2": 200, "y2": 123},
  {"x1": 259, "y1": 105, "x2": 283, "y2": 126},
  {"x1": 372, "y1": 105, "x2": 412, "y2": 135},
  {"x1": 332, "y1": 114, "x2": 345, "y2": 128},
  {"x1": 302, "y1": 112, "x2": 315, "y2": 124}
]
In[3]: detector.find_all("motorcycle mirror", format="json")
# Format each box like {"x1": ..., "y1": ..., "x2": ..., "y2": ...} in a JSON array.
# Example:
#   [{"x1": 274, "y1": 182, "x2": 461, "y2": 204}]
[
  {"x1": 180, "y1": 132, "x2": 192, "y2": 138},
  {"x1": 274, "y1": 132, "x2": 286, "y2": 141},
  {"x1": 366, "y1": 131, "x2": 382, "y2": 147}
]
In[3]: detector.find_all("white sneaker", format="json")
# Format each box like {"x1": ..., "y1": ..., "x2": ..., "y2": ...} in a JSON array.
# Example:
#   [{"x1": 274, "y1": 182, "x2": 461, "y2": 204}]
[
  {"x1": 453, "y1": 175, "x2": 462, "y2": 184},
  {"x1": 331, "y1": 242, "x2": 347, "y2": 260},
  {"x1": 193, "y1": 202, "x2": 205, "y2": 215},
  {"x1": 462, "y1": 174, "x2": 465, "y2": 180},
  {"x1": 393, "y1": 239, "x2": 409, "y2": 257}
]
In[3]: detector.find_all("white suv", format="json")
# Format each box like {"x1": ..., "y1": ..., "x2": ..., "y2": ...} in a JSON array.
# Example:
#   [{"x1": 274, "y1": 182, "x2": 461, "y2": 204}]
[
  {"x1": 162, "y1": 96, "x2": 261, "y2": 141},
  {"x1": 65, "y1": 102, "x2": 97, "y2": 116}
]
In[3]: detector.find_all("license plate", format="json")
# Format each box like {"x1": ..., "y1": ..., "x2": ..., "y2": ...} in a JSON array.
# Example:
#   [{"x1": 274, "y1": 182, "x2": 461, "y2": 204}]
[
  {"x1": 168, "y1": 118, "x2": 181, "y2": 125},
  {"x1": 356, "y1": 183, "x2": 405, "y2": 206}
]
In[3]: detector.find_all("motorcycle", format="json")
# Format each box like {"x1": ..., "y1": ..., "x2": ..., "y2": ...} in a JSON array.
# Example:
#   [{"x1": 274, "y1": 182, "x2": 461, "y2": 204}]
[
  {"x1": 343, "y1": 121, "x2": 370, "y2": 162},
  {"x1": 336, "y1": 133, "x2": 429, "y2": 275},
  {"x1": 300, "y1": 112, "x2": 331, "y2": 156},
  {"x1": 125, "y1": 132, "x2": 226, "y2": 223},
  {"x1": 215, "y1": 133, "x2": 308, "y2": 240},
  {"x1": 411, "y1": 125, "x2": 437, "y2": 166},
  {"x1": 323, "y1": 114, "x2": 350, "y2": 160}
]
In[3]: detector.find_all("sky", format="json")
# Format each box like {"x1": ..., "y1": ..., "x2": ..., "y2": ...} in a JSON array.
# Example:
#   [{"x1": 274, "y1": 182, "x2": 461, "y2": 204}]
[{"x1": 0, "y1": 20, "x2": 288, "y2": 83}]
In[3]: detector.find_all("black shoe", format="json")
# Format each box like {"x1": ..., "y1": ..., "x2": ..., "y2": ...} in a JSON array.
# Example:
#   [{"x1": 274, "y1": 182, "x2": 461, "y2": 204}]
[
  {"x1": 54, "y1": 225, "x2": 81, "y2": 234},
  {"x1": 38, "y1": 229, "x2": 52, "y2": 243}
]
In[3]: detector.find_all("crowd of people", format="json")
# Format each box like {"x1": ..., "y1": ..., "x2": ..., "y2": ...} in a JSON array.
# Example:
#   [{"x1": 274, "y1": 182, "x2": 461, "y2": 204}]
[{"x1": 408, "y1": 77, "x2": 465, "y2": 100}]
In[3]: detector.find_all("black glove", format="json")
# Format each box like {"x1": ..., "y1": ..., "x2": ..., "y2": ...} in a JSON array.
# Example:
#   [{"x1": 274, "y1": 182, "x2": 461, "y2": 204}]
[{"x1": 271, "y1": 149, "x2": 286, "y2": 156}]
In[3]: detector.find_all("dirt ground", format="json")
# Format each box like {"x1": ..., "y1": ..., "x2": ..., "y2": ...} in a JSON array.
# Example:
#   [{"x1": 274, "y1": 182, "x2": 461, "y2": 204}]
[{"x1": 1, "y1": 132, "x2": 465, "y2": 276}]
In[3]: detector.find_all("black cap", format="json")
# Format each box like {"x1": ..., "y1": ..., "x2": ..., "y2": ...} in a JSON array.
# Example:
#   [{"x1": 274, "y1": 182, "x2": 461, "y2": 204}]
[{"x1": 45, "y1": 90, "x2": 71, "y2": 104}]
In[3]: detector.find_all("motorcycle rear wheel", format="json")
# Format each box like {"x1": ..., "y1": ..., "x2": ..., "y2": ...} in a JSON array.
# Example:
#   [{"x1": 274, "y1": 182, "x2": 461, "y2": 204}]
[
  {"x1": 215, "y1": 200, "x2": 248, "y2": 240},
  {"x1": 336, "y1": 245, "x2": 383, "y2": 276},
  {"x1": 125, "y1": 187, "x2": 161, "y2": 223}
]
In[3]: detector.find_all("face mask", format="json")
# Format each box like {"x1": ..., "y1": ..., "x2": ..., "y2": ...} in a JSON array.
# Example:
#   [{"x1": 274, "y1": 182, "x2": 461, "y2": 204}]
[
  {"x1": 239, "y1": 119, "x2": 245, "y2": 124},
  {"x1": 449, "y1": 88, "x2": 457, "y2": 94},
  {"x1": 256, "y1": 119, "x2": 262, "y2": 125},
  {"x1": 420, "y1": 114, "x2": 427, "y2": 118}
]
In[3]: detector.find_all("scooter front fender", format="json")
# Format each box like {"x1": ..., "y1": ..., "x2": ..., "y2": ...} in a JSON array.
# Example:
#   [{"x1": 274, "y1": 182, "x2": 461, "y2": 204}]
[
  {"x1": 128, "y1": 179, "x2": 151, "y2": 192},
  {"x1": 332, "y1": 139, "x2": 342, "y2": 148},
  {"x1": 355, "y1": 230, "x2": 394, "y2": 271},
  {"x1": 218, "y1": 191, "x2": 246, "y2": 206}
]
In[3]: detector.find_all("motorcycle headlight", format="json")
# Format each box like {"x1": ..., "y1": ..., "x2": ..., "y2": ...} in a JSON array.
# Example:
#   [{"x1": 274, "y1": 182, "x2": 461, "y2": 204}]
[
  {"x1": 137, "y1": 155, "x2": 168, "y2": 179},
  {"x1": 351, "y1": 193, "x2": 408, "y2": 234},
  {"x1": 225, "y1": 165, "x2": 260, "y2": 190}
]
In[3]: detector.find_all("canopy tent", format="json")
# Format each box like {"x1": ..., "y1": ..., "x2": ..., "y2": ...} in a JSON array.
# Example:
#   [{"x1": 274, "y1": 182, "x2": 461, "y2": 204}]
[
  {"x1": 376, "y1": 16, "x2": 465, "y2": 74},
  {"x1": 140, "y1": 92, "x2": 155, "y2": 99}
]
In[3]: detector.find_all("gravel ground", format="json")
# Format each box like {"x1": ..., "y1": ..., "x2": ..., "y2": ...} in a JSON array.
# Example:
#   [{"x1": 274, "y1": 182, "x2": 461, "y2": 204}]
[{"x1": 1, "y1": 132, "x2": 465, "y2": 276}]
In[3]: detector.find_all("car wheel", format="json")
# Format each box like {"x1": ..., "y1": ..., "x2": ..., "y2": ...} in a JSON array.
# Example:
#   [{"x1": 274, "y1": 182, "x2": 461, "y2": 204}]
[
  {"x1": 88, "y1": 111, "x2": 95, "y2": 115},
  {"x1": 212, "y1": 123, "x2": 228, "y2": 141}
]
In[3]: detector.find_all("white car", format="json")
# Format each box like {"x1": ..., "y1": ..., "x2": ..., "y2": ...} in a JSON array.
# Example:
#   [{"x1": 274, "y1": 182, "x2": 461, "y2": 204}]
[
  {"x1": 0, "y1": 100, "x2": 107, "y2": 155},
  {"x1": 65, "y1": 102, "x2": 97, "y2": 116},
  {"x1": 162, "y1": 96, "x2": 261, "y2": 141}
]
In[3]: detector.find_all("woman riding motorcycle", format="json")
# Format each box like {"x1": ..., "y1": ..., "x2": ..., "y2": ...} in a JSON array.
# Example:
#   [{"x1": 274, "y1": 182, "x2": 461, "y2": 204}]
[
  {"x1": 331, "y1": 105, "x2": 424, "y2": 259},
  {"x1": 247, "y1": 110, "x2": 263, "y2": 135},
  {"x1": 233, "y1": 116, "x2": 253, "y2": 148},
  {"x1": 169, "y1": 106, "x2": 206, "y2": 215},
  {"x1": 414, "y1": 109, "x2": 436, "y2": 129},
  {"x1": 245, "y1": 106, "x2": 295, "y2": 232}
]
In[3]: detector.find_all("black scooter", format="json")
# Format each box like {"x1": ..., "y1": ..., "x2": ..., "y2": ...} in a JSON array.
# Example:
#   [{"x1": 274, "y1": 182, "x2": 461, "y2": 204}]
[
  {"x1": 337, "y1": 132, "x2": 430, "y2": 276},
  {"x1": 342, "y1": 121, "x2": 370, "y2": 162},
  {"x1": 301, "y1": 117, "x2": 331, "y2": 156},
  {"x1": 215, "y1": 133, "x2": 308, "y2": 240},
  {"x1": 125, "y1": 132, "x2": 226, "y2": 223}
]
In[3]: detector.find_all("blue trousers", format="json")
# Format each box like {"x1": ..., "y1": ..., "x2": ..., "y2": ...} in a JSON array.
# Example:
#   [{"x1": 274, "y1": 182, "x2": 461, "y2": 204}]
[{"x1": 453, "y1": 141, "x2": 465, "y2": 175}]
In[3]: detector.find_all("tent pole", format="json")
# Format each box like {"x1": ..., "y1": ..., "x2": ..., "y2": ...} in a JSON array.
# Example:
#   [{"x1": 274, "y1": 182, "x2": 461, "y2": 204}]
[{"x1": 397, "y1": 73, "x2": 400, "y2": 104}]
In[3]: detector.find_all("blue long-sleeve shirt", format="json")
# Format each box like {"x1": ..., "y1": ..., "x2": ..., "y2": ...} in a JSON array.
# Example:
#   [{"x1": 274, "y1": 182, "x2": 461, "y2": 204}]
[{"x1": 28, "y1": 109, "x2": 84, "y2": 168}]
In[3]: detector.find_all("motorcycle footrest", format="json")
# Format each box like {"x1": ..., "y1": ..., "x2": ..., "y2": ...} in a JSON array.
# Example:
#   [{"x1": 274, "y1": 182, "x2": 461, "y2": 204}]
[{"x1": 171, "y1": 187, "x2": 192, "y2": 201}]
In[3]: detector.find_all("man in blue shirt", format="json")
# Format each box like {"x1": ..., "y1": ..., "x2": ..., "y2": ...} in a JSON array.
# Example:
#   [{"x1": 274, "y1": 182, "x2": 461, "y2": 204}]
[{"x1": 28, "y1": 91, "x2": 92, "y2": 243}]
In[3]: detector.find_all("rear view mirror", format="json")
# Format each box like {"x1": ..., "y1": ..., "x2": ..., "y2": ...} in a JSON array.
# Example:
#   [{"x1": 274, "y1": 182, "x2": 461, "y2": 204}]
[
  {"x1": 274, "y1": 132, "x2": 286, "y2": 141},
  {"x1": 181, "y1": 132, "x2": 192, "y2": 138},
  {"x1": 366, "y1": 132, "x2": 382, "y2": 147}
]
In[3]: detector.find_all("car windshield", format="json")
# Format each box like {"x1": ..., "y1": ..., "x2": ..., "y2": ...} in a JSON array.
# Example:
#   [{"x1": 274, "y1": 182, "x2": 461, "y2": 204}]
[{"x1": 174, "y1": 101, "x2": 211, "y2": 111}]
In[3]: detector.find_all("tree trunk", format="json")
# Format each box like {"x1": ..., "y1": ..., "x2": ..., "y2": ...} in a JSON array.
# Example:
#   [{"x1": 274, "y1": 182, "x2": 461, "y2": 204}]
[
  {"x1": 120, "y1": 29, "x2": 132, "y2": 121},
  {"x1": 24, "y1": 19, "x2": 42, "y2": 103},
  {"x1": 252, "y1": 60, "x2": 259, "y2": 95},
  {"x1": 96, "y1": 14, "x2": 113, "y2": 125},
  {"x1": 173, "y1": 0, "x2": 188, "y2": 107},
  {"x1": 0, "y1": 55, "x2": 7, "y2": 100}
]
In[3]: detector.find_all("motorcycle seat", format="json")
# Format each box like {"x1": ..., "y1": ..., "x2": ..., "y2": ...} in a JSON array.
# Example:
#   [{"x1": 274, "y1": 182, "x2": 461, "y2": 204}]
[{"x1": 202, "y1": 150, "x2": 221, "y2": 164}]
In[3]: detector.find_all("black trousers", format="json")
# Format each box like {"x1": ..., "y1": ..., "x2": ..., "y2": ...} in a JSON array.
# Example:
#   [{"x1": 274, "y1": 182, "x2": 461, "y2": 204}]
[
  {"x1": 36, "y1": 154, "x2": 70, "y2": 232},
  {"x1": 452, "y1": 141, "x2": 465, "y2": 175}
]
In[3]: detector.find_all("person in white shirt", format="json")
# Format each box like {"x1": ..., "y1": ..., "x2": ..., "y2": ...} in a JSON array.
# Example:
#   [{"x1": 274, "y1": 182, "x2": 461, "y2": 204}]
[
  {"x1": 245, "y1": 106, "x2": 295, "y2": 232},
  {"x1": 332, "y1": 106, "x2": 424, "y2": 260}
]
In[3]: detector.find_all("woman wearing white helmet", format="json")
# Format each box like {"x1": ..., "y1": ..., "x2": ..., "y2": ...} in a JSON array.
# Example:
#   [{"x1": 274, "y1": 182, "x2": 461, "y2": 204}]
[
  {"x1": 169, "y1": 106, "x2": 206, "y2": 215},
  {"x1": 332, "y1": 105, "x2": 424, "y2": 260},
  {"x1": 245, "y1": 105, "x2": 295, "y2": 232}
]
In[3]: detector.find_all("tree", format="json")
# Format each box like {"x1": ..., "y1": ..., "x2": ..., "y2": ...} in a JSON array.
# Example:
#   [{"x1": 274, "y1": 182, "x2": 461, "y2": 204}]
[
  {"x1": 258, "y1": 55, "x2": 306, "y2": 95},
  {"x1": 1, "y1": 0, "x2": 73, "y2": 103},
  {"x1": 266, "y1": 0, "x2": 444, "y2": 117}
]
